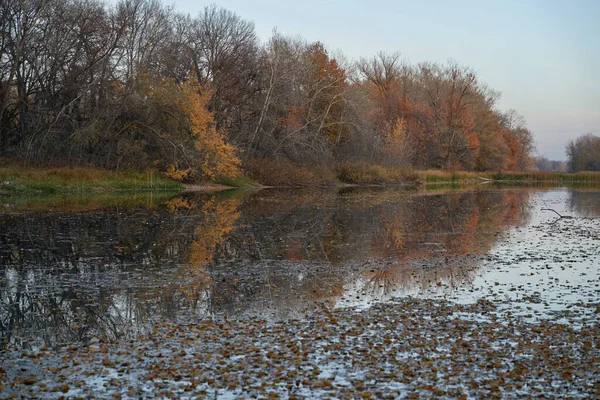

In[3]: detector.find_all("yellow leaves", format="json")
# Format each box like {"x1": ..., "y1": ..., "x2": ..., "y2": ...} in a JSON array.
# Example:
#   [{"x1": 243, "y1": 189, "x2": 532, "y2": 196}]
[
  {"x1": 102, "y1": 358, "x2": 114, "y2": 367},
  {"x1": 56, "y1": 384, "x2": 70, "y2": 393},
  {"x1": 560, "y1": 371, "x2": 573, "y2": 381},
  {"x1": 133, "y1": 74, "x2": 240, "y2": 180},
  {"x1": 313, "y1": 379, "x2": 333, "y2": 388},
  {"x1": 177, "y1": 81, "x2": 241, "y2": 180},
  {"x1": 163, "y1": 196, "x2": 193, "y2": 213},
  {"x1": 22, "y1": 377, "x2": 36, "y2": 385},
  {"x1": 386, "y1": 117, "x2": 406, "y2": 145},
  {"x1": 176, "y1": 82, "x2": 214, "y2": 135},
  {"x1": 163, "y1": 164, "x2": 192, "y2": 182},
  {"x1": 381, "y1": 117, "x2": 411, "y2": 164}
]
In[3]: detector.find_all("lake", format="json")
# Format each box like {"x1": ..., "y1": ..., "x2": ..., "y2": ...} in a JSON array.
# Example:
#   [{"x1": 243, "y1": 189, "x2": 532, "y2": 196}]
[{"x1": 2, "y1": 185, "x2": 598, "y2": 350}]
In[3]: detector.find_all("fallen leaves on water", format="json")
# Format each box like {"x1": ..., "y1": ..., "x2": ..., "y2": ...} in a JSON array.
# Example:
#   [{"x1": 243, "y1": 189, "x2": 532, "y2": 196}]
[{"x1": 1, "y1": 298, "x2": 599, "y2": 398}]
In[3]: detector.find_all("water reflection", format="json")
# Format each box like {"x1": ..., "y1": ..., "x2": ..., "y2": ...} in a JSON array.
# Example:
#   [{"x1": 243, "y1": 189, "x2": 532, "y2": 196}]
[
  {"x1": 568, "y1": 189, "x2": 600, "y2": 217},
  {"x1": 3, "y1": 186, "x2": 594, "y2": 349}
]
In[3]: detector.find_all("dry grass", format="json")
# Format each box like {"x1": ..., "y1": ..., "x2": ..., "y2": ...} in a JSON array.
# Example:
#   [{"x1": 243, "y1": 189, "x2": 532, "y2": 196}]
[
  {"x1": 335, "y1": 163, "x2": 419, "y2": 185},
  {"x1": 244, "y1": 158, "x2": 337, "y2": 187},
  {"x1": 418, "y1": 170, "x2": 600, "y2": 184},
  {"x1": 245, "y1": 159, "x2": 419, "y2": 186}
]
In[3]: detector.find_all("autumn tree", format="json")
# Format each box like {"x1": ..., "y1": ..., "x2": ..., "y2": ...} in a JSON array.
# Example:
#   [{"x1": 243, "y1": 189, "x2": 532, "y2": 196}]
[
  {"x1": 187, "y1": 4, "x2": 260, "y2": 148},
  {"x1": 566, "y1": 133, "x2": 600, "y2": 172},
  {"x1": 355, "y1": 52, "x2": 426, "y2": 166},
  {"x1": 0, "y1": 0, "x2": 538, "y2": 176},
  {"x1": 498, "y1": 110, "x2": 536, "y2": 171},
  {"x1": 417, "y1": 62, "x2": 481, "y2": 170},
  {"x1": 114, "y1": 74, "x2": 239, "y2": 178},
  {"x1": 249, "y1": 34, "x2": 349, "y2": 163}
]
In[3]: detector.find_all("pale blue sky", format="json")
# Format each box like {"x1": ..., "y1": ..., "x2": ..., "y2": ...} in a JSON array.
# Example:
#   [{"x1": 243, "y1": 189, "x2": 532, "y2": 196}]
[{"x1": 167, "y1": 0, "x2": 599, "y2": 160}]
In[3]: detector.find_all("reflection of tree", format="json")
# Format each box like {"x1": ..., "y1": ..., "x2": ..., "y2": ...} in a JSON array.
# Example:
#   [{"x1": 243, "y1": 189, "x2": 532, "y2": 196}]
[
  {"x1": 0, "y1": 198, "x2": 218, "y2": 348},
  {"x1": 0, "y1": 188, "x2": 536, "y2": 349},
  {"x1": 165, "y1": 195, "x2": 242, "y2": 312},
  {"x1": 222, "y1": 188, "x2": 531, "y2": 264},
  {"x1": 568, "y1": 189, "x2": 600, "y2": 217},
  {"x1": 357, "y1": 189, "x2": 533, "y2": 298},
  {"x1": 213, "y1": 188, "x2": 533, "y2": 308}
]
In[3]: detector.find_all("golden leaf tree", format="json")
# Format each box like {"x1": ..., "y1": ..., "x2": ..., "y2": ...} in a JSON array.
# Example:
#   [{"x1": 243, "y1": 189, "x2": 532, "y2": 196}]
[
  {"x1": 131, "y1": 74, "x2": 240, "y2": 181},
  {"x1": 177, "y1": 82, "x2": 241, "y2": 180}
]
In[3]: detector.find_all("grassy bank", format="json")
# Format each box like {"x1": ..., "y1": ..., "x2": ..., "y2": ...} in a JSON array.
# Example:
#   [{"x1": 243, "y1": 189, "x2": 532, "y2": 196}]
[
  {"x1": 244, "y1": 158, "x2": 419, "y2": 186},
  {"x1": 4, "y1": 164, "x2": 598, "y2": 196},
  {"x1": 335, "y1": 163, "x2": 419, "y2": 185},
  {"x1": 0, "y1": 166, "x2": 182, "y2": 195},
  {"x1": 419, "y1": 170, "x2": 600, "y2": 184}
]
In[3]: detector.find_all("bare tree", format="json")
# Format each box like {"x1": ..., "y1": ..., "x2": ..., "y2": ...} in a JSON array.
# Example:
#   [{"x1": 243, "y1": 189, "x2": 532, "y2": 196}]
[
  {"x1": 114, "y1": 0, "x2": 173, "y2": 80},
  {"x1": 188, "y1": 4, "x2": 259, "y2": 143},
  {"x1": 567, "y1": 133, "x2": 600, "y2": 172}
]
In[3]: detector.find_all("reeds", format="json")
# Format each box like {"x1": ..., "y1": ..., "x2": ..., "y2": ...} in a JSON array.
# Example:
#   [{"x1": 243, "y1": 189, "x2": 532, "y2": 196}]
[
  {"x1": 244, "y1": 158, "x2": 419, "y2": 186},
  {"x1": 334, "y1": 163, "x2": 419, "y2": 185},
  {"x1": 418, "y1": 170, "x2": 600, "y2": 184}
]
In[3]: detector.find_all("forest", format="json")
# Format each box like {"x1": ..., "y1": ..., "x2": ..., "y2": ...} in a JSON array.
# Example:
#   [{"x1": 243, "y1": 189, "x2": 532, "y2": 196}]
[
  {"x1": 1, "y1": 0, "x2": 538, "y2": 182},
  {"x1": 566, "y1": 134, "x2": 600, "y2": 173}
]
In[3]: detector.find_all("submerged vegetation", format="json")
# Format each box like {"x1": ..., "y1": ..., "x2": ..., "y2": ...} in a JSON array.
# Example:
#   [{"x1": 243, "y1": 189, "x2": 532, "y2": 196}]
[{"x1": 2, "y1": 299, "x2": 598, "y2": 399}]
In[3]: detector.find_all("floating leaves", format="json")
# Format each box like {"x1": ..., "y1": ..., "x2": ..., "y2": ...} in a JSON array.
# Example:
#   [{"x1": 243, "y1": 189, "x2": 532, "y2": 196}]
[{"x1": 1, "y1": 297, "x2": 599, "y2": 398}]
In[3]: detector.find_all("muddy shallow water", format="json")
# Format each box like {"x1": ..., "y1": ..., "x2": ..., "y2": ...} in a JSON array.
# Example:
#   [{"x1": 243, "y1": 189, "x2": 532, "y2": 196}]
[
  {"x1": 0, "y1": 185, "x2": 599, "y2": 398},
  {"x1": 1, "y1": 186, "x2": 598, "y2": 349}
]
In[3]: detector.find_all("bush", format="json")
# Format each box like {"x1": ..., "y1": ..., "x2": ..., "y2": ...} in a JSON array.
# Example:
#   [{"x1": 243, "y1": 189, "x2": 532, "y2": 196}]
[
  {"x1": 335, "y1": 163, "x2": 418, "y2": 184},
  {"x1": 244, "y1": 158, "x2": 337, "y2": 186}
]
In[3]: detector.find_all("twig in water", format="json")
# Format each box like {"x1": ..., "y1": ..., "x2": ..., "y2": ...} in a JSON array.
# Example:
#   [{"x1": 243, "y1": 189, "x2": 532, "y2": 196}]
[{"x1": 541, "y1": 208, "x2": 573, "y2": 219}]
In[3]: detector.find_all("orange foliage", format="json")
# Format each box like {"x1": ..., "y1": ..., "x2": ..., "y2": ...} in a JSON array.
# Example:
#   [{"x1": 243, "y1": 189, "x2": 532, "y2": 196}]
[
  {"x1": 173, "y1": 196, "x2": 242, "y2": 302},
  {"x1": 279, "y1": 106, "x2": 305, "y2": 129},
  {"x1": 502, "y1": 130, "x2": 520, "y2": 171},
  {"x1": 177, "y1": 82, "x2": 241, "y2": 180},
  {"x1": 306, "y1": 43, "x2": 347, "y2": 144},
  {"x1": 132, "y1": 74, "x2": 240, "y2": 180},
  {"x1": 163, "y1": 163, "x2": 192, "y2": 181}
]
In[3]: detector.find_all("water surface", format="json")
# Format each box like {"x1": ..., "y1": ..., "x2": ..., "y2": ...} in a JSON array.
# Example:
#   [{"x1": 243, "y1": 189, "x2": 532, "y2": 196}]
[{"x1": 1, "y1": 186, "x2": 598, "y2": 349}]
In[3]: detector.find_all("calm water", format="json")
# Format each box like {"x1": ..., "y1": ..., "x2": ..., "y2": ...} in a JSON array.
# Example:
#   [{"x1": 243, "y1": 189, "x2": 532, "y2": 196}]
[{"x1": 1, "y1": 186, "x2": 599, "y2": 349}]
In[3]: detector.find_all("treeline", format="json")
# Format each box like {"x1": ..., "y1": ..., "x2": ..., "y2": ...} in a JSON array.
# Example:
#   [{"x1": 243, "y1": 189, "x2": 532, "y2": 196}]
[
  {"x1": 566, "y1": 133, "x2": 600, "y2": 172},
  {"x1": 535, "y1": 157, "x2": 566, "y2": 172},
  {"x1": 1, "y1": 0, "x2": 536, "y2": 180}
]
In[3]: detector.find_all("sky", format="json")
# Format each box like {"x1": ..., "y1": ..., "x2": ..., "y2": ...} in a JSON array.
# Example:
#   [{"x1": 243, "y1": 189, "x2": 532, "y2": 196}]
[{"x1": 167, "y1": 0, "x2": 599, "y2": 160}]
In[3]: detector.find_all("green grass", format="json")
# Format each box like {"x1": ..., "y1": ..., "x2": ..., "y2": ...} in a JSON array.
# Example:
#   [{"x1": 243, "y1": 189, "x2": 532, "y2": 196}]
[
  {"x1": 0, "y1": 166, "x2": 182, "y2": 196},
  {"x1": 492, "y1": 172, "x2": 600, "y2": 182}
]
